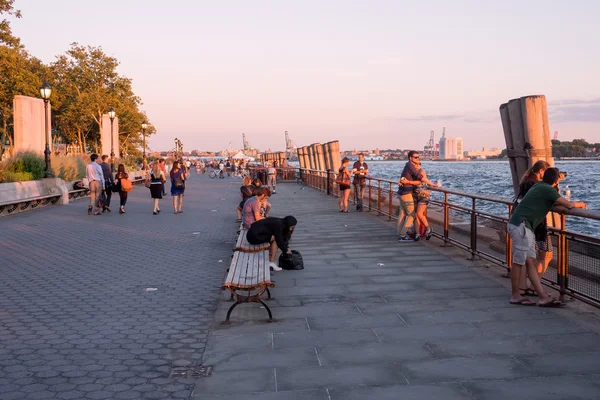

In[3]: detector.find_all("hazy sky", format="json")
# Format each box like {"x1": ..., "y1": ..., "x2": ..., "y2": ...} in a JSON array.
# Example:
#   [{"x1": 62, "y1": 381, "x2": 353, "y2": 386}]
[{"x1": 10, "y1": 0, "x2": 600, "y2": 152}]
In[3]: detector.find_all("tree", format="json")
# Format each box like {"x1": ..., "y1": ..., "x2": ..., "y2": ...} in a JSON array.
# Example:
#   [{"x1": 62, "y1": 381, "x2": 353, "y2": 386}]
[
  {"x1": 0, "y1": 0, "x2": 21, "y2": 47},
  {"x1": 0, "y1": 45, "x2": 43, "y2": 154},
  {"x1": 50, "y1": 43, "x2": 154, "y2": 154}
]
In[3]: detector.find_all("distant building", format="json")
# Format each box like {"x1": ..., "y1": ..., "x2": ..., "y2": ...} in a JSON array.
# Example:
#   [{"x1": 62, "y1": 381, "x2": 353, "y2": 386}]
[
  {"x1": 465, "y1": 147, "x2": 502, "y2": 159},
  {"x1": 439, "y1": 137, "x2": 464, "y2": 159}
]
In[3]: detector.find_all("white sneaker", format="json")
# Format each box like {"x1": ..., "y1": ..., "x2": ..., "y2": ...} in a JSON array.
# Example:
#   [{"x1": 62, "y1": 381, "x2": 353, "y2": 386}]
[{"x1": 269, "y1": 262, "x2": 282, "y2": 271}]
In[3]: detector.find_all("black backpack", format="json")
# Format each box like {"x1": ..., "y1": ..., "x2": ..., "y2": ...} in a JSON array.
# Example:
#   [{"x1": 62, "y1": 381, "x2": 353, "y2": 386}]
[{"x1": 279, "y1": 250, "x2": 304, "y2": 270}]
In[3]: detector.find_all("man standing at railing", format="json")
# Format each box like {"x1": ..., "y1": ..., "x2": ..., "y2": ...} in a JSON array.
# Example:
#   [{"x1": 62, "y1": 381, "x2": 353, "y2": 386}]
[
  {"x1": 267, "y1": 162, "x2": 277, "y2": 194},
  {"x1": 397, "y1": 150, "x2": 424, "y2": 242},
  {"x1": 508, "y1": 167, "x2": 587, "y2": 307},
  {"x1": 351, "y1": 153, "x2": 369, "y2": 211}
]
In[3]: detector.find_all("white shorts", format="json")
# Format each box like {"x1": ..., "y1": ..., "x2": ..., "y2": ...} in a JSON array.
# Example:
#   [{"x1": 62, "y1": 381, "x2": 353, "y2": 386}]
[{"x1": 508, "y1": 222, "x2": 536, "y2": 265}]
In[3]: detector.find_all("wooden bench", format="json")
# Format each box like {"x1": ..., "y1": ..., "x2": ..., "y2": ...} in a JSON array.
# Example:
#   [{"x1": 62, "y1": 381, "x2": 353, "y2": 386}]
[
  {"x1": 234, "y1": 228, "x2": 271, "y2": 252},
  {"x1": 221, "y1": 229, "x2": 275, "y2": 322}
]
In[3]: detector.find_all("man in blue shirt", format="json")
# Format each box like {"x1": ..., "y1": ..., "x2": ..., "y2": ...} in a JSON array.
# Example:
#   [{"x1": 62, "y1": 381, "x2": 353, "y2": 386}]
[{"x1": 397, "y1": 151, "x2": 423, "y2": 242}]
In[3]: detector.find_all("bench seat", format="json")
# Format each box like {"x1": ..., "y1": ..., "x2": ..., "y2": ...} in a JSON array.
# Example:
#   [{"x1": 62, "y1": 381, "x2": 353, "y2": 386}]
[
  {"x1": 234, "y1": 228, "x2": 270, "y2": 252},
  {"x1": 221, "y1": 227, "x2": 275, "y2": 322}
]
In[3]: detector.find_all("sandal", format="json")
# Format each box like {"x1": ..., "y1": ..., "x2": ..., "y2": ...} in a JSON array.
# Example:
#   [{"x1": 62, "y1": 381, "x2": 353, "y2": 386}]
[
  {"x1": 538, "y1": 299, "x2": 564, "y2": 308},
  {"x1": 509, "y1": 298, "x2": 536, "y2": 306},
  {"x1": 520, "y1": 288, "x2": 537, "y2": 297}
]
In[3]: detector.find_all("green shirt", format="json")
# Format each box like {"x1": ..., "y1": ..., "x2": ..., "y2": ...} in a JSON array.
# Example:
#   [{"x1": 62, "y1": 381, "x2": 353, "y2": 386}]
[{"x1": 509, "y1": 182, "x2": 561, "y2": 231}]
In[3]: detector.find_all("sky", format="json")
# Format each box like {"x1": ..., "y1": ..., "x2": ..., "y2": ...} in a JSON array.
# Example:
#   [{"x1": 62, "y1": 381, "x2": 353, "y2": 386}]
[{"x1": 9, "y1": 0, "x2": 600, "y2": 152}]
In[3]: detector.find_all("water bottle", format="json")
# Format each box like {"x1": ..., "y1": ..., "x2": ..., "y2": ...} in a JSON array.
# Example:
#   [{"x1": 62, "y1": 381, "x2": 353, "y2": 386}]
[
  {"x1": 564, "y1": 185, "x2": 571, "y2": 201},
  {"x1": 437, "y1": 179, "x2": 442, "y2": 188}
]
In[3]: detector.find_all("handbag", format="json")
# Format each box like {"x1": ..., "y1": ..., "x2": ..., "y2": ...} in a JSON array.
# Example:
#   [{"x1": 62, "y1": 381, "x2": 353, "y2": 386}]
[
  {"x1": 144, "y1": 176, "x2": 151, "y2": 188},
  {"x1": 278, "y1": 250, "x2": 304, "y2": 270},
  {"x1": 96, "y1": 191, "x2": 106, "y2": 209},
  {"x1": 335, "y1": 170, "x2": 350, "y2": 186},
  {"x1": 173, "y1": 173, "x2": 185, "y2": 189},
  {"x1": 120, "y1": 178, "x2": 133, "y2": 192}
]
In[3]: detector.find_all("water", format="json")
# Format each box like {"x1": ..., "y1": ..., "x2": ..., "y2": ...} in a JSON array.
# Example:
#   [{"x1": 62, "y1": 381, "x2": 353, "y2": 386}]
[{"x1": 366, "y1": 160, "x2": 600, "y2": 236}]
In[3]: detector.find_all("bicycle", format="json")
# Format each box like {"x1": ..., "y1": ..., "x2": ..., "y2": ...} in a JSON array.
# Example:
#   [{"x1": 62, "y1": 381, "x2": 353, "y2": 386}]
[
  {"x1": 232, "y1": 169, "x2": 250, "y2": 179},
  {"x1": 209, "y1": 169, "x2": 225, "y2": 179}
]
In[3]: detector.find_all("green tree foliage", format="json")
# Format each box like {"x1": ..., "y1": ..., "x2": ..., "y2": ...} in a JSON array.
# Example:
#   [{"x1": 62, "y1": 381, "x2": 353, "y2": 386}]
[
  {"x1": 0, "y1": 45, "x2": 44, "y2": 154},
  {"x1": 50, "y1": 43, "x2": 154, "y2": 156},
  {"x1": 0, "y1": 0, "x2": 21, "y2": 47}
]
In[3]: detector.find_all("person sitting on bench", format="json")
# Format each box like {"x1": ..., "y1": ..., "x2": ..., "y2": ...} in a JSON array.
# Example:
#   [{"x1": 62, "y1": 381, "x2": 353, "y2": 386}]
[{"x1": 247, "y1": 216, "x2": 297, "y2": 271}]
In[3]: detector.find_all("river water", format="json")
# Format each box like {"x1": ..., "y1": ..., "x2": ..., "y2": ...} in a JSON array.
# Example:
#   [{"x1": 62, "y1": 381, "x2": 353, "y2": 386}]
[{"x1": 366, "y1": 160, "x2": 599, "y2": 236}]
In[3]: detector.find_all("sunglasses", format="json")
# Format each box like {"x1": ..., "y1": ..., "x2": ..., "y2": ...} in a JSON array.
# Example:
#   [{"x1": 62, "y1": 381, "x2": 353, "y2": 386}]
[{"x1": 412, "y1": 156, "x2": 420, "y2": 159}]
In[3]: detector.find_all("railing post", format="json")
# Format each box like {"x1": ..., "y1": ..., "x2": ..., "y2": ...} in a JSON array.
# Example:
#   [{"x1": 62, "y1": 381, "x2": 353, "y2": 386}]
[
  {"x1": 388, "y1": 182, "x2": 393, "y2": 220},
  {"x1": 557, "y1": 213, "x2": 567, "y2": 302},
  {"x1": 377, "y1": 181, "x2": 382, "y2": 215},
  {"x1": 469, "y1": 198, "x2": 478, "y2": 260},
  {"x1": 506, "y1": 203, "x2": 513, "y2": 273},
  {"x1": 368, "y1": 180, "x2": 372, "y2": 212},
  {"x1": 443, "y1": 191, "x2": 450, "y2": 247},
  {"x1": 326, "y1": 170, "x2": 331, "y2": 196}
]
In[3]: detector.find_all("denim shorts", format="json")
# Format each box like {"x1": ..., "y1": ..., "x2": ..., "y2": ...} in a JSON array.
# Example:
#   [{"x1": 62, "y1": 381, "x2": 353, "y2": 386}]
[{"x1": 508, "y1": 222, "x2": 536, "y2": 265}]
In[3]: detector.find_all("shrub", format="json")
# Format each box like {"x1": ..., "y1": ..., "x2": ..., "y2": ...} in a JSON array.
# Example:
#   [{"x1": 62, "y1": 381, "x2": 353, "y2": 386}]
[
  {"x1": 20, "y1": 152, "x2": 46, "y2": 179},
  {"x1": 52, "y1": 155, "x2": 87, "y2": 181},
  {"x1": 0, "y1": 171, "x2": 34, "y2": 183},
  {"x1": 0, "y1": 151, "x2": 45, "y2": 182}
]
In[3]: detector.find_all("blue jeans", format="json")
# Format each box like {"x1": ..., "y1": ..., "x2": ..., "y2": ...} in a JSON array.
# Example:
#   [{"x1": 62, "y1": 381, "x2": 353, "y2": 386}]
[{"x1": 354, "y1": 184, "x2": 365, "y2": 210}]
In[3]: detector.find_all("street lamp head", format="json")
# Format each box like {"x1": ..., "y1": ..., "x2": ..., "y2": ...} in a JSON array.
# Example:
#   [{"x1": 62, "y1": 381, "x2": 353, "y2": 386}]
[
  {"x1": 108, "y1": 107, "x2": 116, "y2": 120},
  {"x1": 141, "y1": 122, "x2": 148, "y2": 130},
  {"x1": 39, "y1": 81, "x2": 52, "y2": 100}
]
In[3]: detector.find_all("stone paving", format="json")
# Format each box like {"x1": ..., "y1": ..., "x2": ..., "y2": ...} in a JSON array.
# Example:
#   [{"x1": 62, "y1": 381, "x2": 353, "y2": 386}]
[
  {"x1": 0, "y1": 172, "x2": 241, "y2": 399},
  {"x1": 196, "y1": 180, "x2": 600, "y2": 399},
  {"x1": 2, "y1": 175, "x2": 600, "y2": 399}
]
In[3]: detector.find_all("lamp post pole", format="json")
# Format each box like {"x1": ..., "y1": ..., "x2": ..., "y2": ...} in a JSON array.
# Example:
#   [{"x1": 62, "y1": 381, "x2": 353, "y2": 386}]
[
  {"x1": 40, "y1": 82, "x2": 52, "y2": 177},
  {"x1": 108, "y1": 108, "x2": 116, "y2": 171},
  {"x1": 141, "y1": 122, "x2": 147, "y2": 168}
]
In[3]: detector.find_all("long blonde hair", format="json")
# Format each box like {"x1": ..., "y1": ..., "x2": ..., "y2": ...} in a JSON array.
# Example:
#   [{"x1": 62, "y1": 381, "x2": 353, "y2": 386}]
[{"x1": 152, "y1": 163, "x2": 162, "y2": 178}]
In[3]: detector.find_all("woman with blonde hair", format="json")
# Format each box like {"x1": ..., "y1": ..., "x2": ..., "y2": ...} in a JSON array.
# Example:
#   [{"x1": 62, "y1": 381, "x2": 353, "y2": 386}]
[
  {"x1": 149, "y1": 162, "x2": 165, "y2": 215},
  {"x1": 170, "y1": 160, "x2": 186, "y2": 214},
  {"x1": 336, "y1": 157, "x2": 351, "y2": 212}
]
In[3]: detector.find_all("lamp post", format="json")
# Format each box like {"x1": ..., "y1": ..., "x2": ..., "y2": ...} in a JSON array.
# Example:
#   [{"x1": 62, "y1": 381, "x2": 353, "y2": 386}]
[
  {"x1": 108, "y1": 107, "x2": 116, "y2": 171},
  {"x1": 141, "y1": 122, "x2": 147, "y2": 168},
  {"x1": 39, "y1": 81, "x2": 52, "y2": 177}
]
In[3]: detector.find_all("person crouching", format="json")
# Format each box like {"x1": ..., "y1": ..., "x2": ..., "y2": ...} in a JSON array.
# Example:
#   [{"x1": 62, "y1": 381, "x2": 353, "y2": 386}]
[{"x1": 247, "y1": 216, "x2": 297, "y2": 271}]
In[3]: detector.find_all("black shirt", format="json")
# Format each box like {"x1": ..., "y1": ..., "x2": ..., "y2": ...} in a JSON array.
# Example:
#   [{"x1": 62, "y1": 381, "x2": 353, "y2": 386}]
[
  {"x1": 248, "y1": 217, "x2": 291, "y2": 253},
  {"x1": 352, "y1": 161, "x2": 368, "y2": 185}
]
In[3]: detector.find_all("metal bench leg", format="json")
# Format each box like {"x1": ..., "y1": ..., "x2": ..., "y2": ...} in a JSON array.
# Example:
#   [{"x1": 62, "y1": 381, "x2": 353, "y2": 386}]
[
  {"x1": 258, "y1": 299, "x2": 274, "y2": 321},
  {"x1": 225, "y1": 300, "x2": 242, "y2": 322}
]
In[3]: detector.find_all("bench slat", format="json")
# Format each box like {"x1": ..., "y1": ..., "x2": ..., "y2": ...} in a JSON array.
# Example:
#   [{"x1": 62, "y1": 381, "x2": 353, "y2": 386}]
[
  {"x1": 231, "y1": 251, "x2": 245, "y2": 287},
  {"x1": 261, "y1": 251, "x2": 270, "y2": 285},
  {"x1": 235, "y1": 228, "x2": 270, "y2": 253},
  {"x1": 224, "y1": 251, "x2": 241, "y2": 287}
]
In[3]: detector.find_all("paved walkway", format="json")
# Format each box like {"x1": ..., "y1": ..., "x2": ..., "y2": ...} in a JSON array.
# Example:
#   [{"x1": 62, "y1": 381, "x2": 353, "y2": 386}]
[
  {"x1": 0, "y1": 173, "x2": 241, "y2": 399},
  {"x1": 2, "y1": 175, "x2": 600, "y2": 399},
  {"x1": 197, "y1": 180, "x2": 600, "y2": 399}
]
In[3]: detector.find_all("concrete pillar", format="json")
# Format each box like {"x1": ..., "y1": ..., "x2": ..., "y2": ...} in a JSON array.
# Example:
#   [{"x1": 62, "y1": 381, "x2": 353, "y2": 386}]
[
  {"x1": 13, "y1": 95, "x2": 47, "y2": 154},
  {"x1": 302, "y1": 146, "x2": 309, "y2": 170},
  {"x1": 101, "y1": 115, "x2": 119, "y2": 158}
]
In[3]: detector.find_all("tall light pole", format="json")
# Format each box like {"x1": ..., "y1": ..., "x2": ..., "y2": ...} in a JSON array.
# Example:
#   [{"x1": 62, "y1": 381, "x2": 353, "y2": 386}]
[
  {"x1": 141, "y1": 122, "x2": 147, "y2": 168},
  {"x1": 39, "y1": 82, "x2": 52, "y2": 177},
  {"x1": 108, "y1": 107, "x2": 116, "y2": 171}
]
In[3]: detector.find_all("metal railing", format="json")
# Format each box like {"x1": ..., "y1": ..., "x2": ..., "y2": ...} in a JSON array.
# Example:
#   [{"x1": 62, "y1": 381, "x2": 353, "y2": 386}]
[{"x1": 249, "y1": 166, "x2": 600, "y2": 308}]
